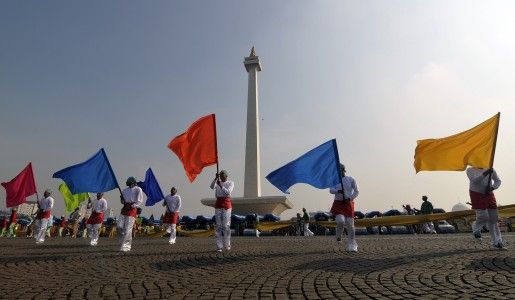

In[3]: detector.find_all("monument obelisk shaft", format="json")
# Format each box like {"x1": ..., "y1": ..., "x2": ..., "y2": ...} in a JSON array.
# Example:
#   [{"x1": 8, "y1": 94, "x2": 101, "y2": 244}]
[
  {"x1": 243, "y1": 47, "x2": 262, "y2": 198},
  {"x1": 200, "y1": 47, "x2": 292, "y2": 216}
]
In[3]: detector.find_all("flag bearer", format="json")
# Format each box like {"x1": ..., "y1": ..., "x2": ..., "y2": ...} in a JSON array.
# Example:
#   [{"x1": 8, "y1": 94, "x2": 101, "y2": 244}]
[
  {"x1": 330, "y1": 164, "x2": 359, "y2": 252},
  {"x1": 118, "y1": 177, "x2": 143, "y2": 252},
  {"x1": 467, "y1": 167, "x2": 505, "y2": 249},
  {"x1": 35, "y1": 189, "x2": 54, "y2": 244},
  {"x1": 210, "y1": 170, "x2": 234, "y2": 252},
  {"x1": 86, "y1": 193, "x2": 107, "y2": 246},
  {"x1": 162, "y1": 187, "x2": 181, "y2": 244}
]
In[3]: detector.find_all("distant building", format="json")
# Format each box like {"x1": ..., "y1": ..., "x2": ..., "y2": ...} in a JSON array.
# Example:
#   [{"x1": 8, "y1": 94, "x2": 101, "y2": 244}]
[{"x1": 17, "y1": 201, "x2": 38, "y2": 216}]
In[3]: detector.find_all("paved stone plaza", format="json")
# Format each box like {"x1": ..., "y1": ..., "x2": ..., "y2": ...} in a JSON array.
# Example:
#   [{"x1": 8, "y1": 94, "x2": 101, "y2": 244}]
[{"x1": 1, "y1": 234, "x2": 514, "y2": 299}]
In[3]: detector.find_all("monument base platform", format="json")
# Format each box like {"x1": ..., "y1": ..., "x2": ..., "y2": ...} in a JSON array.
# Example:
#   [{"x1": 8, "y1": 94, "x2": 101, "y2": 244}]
[{"x1": 200, "y1": 196, "x2": 293, "y2": 216}]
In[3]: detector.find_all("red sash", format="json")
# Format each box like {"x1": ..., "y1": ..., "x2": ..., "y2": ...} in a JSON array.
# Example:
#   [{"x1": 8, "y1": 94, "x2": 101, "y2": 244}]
[
  {"x1": 163, "y1": 212, "x2": 179, "y2": 224},
  {"x1": 121, "y1": 203, "x2": 137, "y2": 217},
  {"x1": 87, "y1": 211, "x2": 104, "y2": 225},
  {"x1": 215, "y1": 197, "x2": 232, "y2": 209},
  {"x1": 469, "y1": 190, "x2": 497, "y2": 210},
  {"x1": 330, "y1": 200, "x2": 354, "y2": 217},
  {"x1": 36, "y1": 210, "x2": 51, "y2": 220}
]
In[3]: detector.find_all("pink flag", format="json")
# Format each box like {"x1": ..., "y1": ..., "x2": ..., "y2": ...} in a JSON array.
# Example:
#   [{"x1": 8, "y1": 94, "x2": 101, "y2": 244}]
[{"x1": 1, "y1": 163, "x2": 37, "y2": 207}]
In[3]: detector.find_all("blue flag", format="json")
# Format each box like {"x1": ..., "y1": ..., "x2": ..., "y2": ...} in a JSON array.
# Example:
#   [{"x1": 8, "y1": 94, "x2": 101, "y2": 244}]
[
  {"x1": 266, "y1": 139, "x2": 342, "y2": 194},
  {"x1": 52, "y1": 148, "x2": 120, "y2": 194},
  {"x1": 137, "y1": 168, "x2": 165, "y2": 206}
]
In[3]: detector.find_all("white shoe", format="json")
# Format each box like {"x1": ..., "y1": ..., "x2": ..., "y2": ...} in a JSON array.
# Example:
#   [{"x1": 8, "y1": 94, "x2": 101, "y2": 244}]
[
  {"x1": 216, "y1": 248, "x2": 222, "y2": 252},
  {"x1": 226, "y1": 247, "x2": 231, "y2": 251},
  {"x1": 169, "y1": 241, "x2": 176, "y2": 245},
  {"x1": 493, "y1": 242, "x2": 507, "y2": 250}
]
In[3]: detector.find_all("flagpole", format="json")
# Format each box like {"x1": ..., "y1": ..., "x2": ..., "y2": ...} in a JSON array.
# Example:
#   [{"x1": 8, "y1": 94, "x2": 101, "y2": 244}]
[
  {"x1": 212, "y1": 114, "x2": 220, "y2": 174},
  {"x1": 32, "y1": 163, "x2": 40, "y2": 207},
  {"x1": 486, "y1": 112, "x2": 500, "y2": 194},
  {"x1": 332, "y1": 139, "x2": 345, "y2": 196}
]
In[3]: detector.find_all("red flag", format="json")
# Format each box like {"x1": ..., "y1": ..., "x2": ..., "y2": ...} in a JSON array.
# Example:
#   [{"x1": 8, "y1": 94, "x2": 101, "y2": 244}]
[
  {"x1": 168, "y1": 114, "x2": 218, "y2": 182},
  {"x1": 1, "y1": 163, "x2": 37, "y2": 208}
]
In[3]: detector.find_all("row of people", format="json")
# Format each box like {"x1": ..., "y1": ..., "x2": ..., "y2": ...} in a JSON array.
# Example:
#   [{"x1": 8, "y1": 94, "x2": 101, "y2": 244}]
[{"x1": 10, "y1": 163, "x2": 505, "y2": 252}]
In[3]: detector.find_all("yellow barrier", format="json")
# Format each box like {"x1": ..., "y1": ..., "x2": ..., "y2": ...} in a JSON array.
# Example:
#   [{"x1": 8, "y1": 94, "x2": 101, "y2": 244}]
[
  {"x1": 257, "y1": 204, "x2": 515, "y2": 231},
  {"x1": 319, "y1": 204, "x2": 515, "y2": 228},
  {"x1": 257, "y1": 221, "x2": 295, "y2": 232},
  {"x1": 177, "y1": 226, "x2": 215, "y2": 237},
  {"x1": 130, "y1": 204, "x2": 515, "y2": 235}
]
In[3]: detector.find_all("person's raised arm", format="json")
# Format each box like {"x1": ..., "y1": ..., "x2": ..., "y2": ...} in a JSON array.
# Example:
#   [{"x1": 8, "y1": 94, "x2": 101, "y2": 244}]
[
  {"x1": 210, "y1": 173, "x2": 219, "y2": 189},
  {"x1": 491, "y1": 170, "x2": 501, "y2": 190}
]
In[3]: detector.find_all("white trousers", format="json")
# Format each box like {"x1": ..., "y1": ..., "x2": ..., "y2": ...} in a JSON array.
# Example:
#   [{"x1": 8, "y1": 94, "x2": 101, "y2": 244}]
[
  {"x1": 215, "y1": 208, "x2": 231, "y2": 250},
  {"x1": 166, "y1": 224, "x2": 177, "y2": 244},
  {"x1": 335, "y1": 214, "x2": 357, "y2": 251},
  {"x1": 34, "y1": 218, "x2": 49, "y2": 243},
  {"x1": 303, "y1": 223, "x2": 314, "y2": 236},
  {"x1": 87, "y1": 223, "x2": 102, "y2": 246},
  {"x1": 117, "y1": 215, "x2": 135, "y2": 251},
  {"x1": 474, "y1": 209, "x2": 502, "y2": 246}
]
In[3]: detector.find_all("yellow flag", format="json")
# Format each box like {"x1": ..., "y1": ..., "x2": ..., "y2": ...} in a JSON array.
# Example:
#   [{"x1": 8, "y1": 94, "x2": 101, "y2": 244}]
[
  {"x1": 58, "y1": 182, "x2": 90, "y2": 213},
  {"x1": 414, "y1": 113, "x2": 499, "y2": 173}
]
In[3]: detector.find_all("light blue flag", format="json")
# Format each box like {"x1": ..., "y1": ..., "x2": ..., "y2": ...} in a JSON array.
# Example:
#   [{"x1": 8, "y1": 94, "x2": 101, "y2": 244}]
[
  {"x1": 265, "y1": 139, "x2": 342, "y2": 194},
  {"x1": 137, "y1": 168, "x2": 165, "y2": 206},
  {"x1": 53, "y1": 148, "x2": 120, "y2": 194}
]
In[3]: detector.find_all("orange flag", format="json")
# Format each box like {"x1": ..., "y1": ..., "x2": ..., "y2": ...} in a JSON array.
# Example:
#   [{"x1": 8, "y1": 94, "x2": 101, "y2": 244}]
[{"x1": 168, "y1": 114, "x2": 218, "y2": 182}]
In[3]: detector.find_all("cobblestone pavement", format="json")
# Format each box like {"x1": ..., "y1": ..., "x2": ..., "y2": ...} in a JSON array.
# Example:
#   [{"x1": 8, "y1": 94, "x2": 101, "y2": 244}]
[{"x1": 1, "y1": 233, "x2": 514, "y2": 299}]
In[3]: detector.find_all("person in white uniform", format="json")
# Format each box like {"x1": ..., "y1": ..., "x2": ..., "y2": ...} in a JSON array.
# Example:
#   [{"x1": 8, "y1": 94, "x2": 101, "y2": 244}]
[
  {"x1": 210, "y1": 170, "x2": 234, "y2": 252},
  {"x1": 35, "y1": 189, "x2": 54, "y2": 244},
  {"x1": 118, "y1": 177, "x2": 143, "y2": 252},
  {"x1": 86, "y1": 193, "x2": 108, "y2": 246},
  {"x1": 466, "y1": 167, "x2": 505, "y2": 249},
  {"x1": 329, "y1": 164, "x2": 359, "y2": 252},
  {"x1": 162, "y1": 187, "x2": 181, "y2": 244}
]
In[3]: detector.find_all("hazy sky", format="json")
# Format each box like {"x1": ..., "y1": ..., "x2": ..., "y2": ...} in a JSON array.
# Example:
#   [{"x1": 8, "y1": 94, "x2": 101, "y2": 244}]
[{"x1": 2, "y1": 1, "x2": 515, "y2": 219}]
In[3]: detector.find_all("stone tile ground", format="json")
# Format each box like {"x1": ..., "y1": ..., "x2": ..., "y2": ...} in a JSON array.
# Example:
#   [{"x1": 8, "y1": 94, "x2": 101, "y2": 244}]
[{"x1": 0, "y1": 234, "x2": 514, "y2": 299}]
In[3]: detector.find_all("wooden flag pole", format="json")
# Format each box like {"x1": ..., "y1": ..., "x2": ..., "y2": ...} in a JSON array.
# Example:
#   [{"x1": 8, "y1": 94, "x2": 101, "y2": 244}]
[
  {"x1": 332, "y1": 139, "x2": 346, "y2": 199},
  {"x1": 212, "y1": 114, "x2": 220, "y2": 175},
  {"x1": 485, "y1": 112, "x2": 501, "y2": 194}
]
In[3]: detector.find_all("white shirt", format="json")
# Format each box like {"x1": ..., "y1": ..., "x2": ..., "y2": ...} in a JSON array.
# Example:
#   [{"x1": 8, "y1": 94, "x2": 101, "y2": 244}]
[
  {"x1": 164, "y1": 194, "x2": 181, "y2": 212},
  {"x1": 329, "y1": 176, "x2": 359, "y2": 200},
  {"x1": 466, "y1": 167, "x2": 501, "y2": 194},
  {"x1": 91, "y1": 198, "x2": 108, "y2": 213},
  {"x1": 211, "y1": 180, "x2": 234, "y2": 198},
  {"x1": 38, "y1": 196, "x2": 54, "y2": 211},
  {"x1": 122, "y1": 186, "x2": 144, "y2": 208}
]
